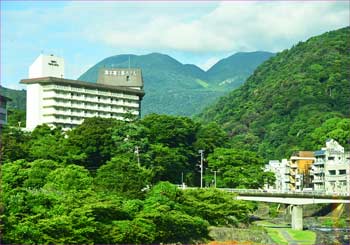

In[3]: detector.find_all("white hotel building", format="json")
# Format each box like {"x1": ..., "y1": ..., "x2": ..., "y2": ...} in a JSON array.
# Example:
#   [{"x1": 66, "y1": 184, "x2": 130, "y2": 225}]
[{"x1": 21, "y1": 54, "x2": 144, "y2": 130}]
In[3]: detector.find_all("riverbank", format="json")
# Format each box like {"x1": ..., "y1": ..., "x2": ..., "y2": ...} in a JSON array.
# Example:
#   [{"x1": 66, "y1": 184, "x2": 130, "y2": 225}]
[
  {"x1": 208, "y1": 221, "x2": 316, "y2": 245},
  {"x1": 254, "y1": 220, "x2": 316, "y2": 245}
]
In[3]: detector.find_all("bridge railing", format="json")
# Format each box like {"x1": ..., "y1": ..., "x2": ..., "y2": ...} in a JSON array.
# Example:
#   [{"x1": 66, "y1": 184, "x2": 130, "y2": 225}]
[
  {"x1": 217, "y1": 188, "x2": 350, "y2": 198},
  {"x1": 176, "y1": 185, "x2": 350, "y2": 198}
]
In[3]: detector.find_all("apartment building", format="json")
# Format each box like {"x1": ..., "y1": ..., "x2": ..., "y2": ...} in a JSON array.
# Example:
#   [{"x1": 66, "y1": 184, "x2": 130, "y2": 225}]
[
  {"x1": 265, "y1": 159, "x2": 289, "y2": 191},
  {"x1": 318, "y1": 139, "x2": 350, "y2": 194},
  {"x1": 21, "y1": 54, "x2": 144, "y2": 130},
  {"x1": 289, "y1": 151, "x2": 315, "y2": 191},
  {"x1": 0, "y1": 94, "x2": 10, "y2": 126},
  {"x1": 267, "y1": 139, "x2": 350, "y2": 194},
  {"x1": 312, "y1": 149, "x2": 326, "y2": 191}
]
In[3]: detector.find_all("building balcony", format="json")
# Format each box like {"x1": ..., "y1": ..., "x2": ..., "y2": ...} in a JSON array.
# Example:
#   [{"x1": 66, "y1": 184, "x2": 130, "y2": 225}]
[
  {"x1": 314, "y1": 161, "x2": 325, "y2": 166},
  {"x1": 312, "y1": 169, "x2": 324, "y2": 174},
  {"x1": 312, "y1": 178, "x2": 324, "y2": 183}
]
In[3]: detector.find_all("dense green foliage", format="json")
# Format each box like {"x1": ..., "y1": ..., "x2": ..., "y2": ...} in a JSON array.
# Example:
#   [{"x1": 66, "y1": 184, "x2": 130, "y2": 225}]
[
  {"x1": 199, "y1": 27, "x2": 350, "y2": 159},
  {"x1": 0, "y1": 86, "x2": 26, "y2": 110},
  {"x1": 206, "y1": 51, "x2": 274, "y2": 87},
  {"x1": 207, "y1": 148, "x2": 276, "y2": 188},
  {"x1": 1, "y1": 115, "x2": 270, "y2": 244},
  {"x1": 78, "y1": 52, "x2": 273, "y2": 116}
]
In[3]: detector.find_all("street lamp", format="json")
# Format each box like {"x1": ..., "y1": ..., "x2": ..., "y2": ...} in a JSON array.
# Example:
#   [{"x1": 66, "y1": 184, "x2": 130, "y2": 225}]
[
  {"x1": 211, "y1": 169, "x2": 219, "y2": 188},
  {"x1": 199, "y1": 150, "x2": 204, "y2": 188},
  {"x1": 134, "y1": 146, "x2": 140, "y2": 167}
]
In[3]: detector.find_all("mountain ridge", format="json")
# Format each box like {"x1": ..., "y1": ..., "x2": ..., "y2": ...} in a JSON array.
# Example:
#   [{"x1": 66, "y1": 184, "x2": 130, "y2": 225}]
[
  {"x1": 198, "y1": 27, "x2": 350, "y2": 159},
  {"x1": 78, "y1": 51, "x2": 274, "y2": 116}
]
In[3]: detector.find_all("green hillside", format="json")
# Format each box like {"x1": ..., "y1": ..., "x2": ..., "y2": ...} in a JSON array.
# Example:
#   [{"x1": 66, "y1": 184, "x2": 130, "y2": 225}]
[
  {"x1": 199, "y1": 27, "x2": 350, "y2": 159},
  {"x1": 79, "y1": 52, "x2": 273, "y2": 116},
  {"x1": 206, "y1": 51, "x2": 275, "y2": 89},
  {"x1": 0, "y1": 86, "x2": 26, "y2": 110}
]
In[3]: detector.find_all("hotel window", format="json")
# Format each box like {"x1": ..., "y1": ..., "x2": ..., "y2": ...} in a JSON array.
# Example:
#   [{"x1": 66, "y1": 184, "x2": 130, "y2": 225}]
[
  {"x1": 328, "y1": 170, "x2": 336, "y2": 175},
  {"x1": 339, "y1": 170, "x2": 346, "y2": 175},
  {"x1": 328, "y1": 157, "x2": 335, "y2": 160}
]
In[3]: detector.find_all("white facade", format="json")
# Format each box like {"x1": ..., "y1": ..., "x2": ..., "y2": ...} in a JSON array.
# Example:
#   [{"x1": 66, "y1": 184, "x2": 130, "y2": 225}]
[
  {"x1": 265, "y1": 159, "x2": 289, "y2": 191},
  {"x1": 323, "y1": 140, "x2": 350, "y2": 194},
  {"x1": 21, "y1": 77, "x2": 143, "y2": 131},
  {"x1": 29, "y1": 54, "x2": 64, "y2": 79},
  {"x1": 311, "y1": 139, "x2": 350, "y2": 194}
]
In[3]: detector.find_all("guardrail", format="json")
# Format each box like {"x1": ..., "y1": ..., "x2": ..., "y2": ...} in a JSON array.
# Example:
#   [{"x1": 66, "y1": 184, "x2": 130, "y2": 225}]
[
  {"x1": 177, "y1": 185, "x2": 350, "y2": 198},
  {"x1": 220, "y1": 188, "x2": 350, "y2": 197}
]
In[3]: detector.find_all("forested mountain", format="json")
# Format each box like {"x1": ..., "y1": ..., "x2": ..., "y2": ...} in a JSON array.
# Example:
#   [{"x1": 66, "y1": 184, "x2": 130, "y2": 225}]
[
  {"x1": 78, "y1": 52, "x2": 273, "y2": 116},
  {"x1": 199, "y1": 27, "x2": 350, "y2": 159},
  {"x1": 0, "y1": 86, "x2": 26, "y2": 110},
  {"x1": 206, "y1": 51, "x2": 274, "y2": 89}
]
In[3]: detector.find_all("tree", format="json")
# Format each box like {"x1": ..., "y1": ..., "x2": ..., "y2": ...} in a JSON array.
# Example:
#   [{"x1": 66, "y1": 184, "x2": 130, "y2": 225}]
[
  {"x1": 44, "y1": 165, "x2": 93, "y2": 192},
  {"x1": 139, "y1": 182, "x2": 209, "y2": 244},
  {"x1": 310, "y1": 117, "x2": 350, "y2": 148},
  {"x1": 65, "y1": 117, "x2": 119, "y2": 169},
  {"x1": 140, "y1": 114, "x2": 199, "y2": 148},
  {"x1": 6, "y1": 109, "x2": 26, "y2": 127},
  {"x1": 182, "y1": 188, "x2": 255, "y2": 226},
  {"x1": 24, "y1": 159, "x2": 62, "y2": 189},
  {"x1": 207, "y1": 148, "x2": 267, "y2": 188},
  {"x1": 28, "y1": 124, "x2": 67, "y2": 162},
  {"x1": 0, "y1": 127, "x2": 30, "y2": 163},
  {"x1": 95, "y1": 155, "x2": 151, "y2": 199},
  {"x1": 194, "y1": 122, "x2": 228, "y2": 153},
  {"x1": 143, "y1": 144, "x2": 188, "y2": 184}
]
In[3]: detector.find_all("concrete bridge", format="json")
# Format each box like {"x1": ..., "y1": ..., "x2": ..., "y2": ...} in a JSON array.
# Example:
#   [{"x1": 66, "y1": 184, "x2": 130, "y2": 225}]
[{"x1": 222, "y1": 189, "x2": 350, "y2": 230}]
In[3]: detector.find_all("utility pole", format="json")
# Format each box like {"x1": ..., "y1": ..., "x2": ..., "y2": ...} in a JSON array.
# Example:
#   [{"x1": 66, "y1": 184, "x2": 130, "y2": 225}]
[
  {"x1": 199, "y1": 150, "x2": 204, "y2": 188},
  {"x1": 211, "y1": 170, "x2": 219, "y2": 188},
  {"x1": 134, "y1": 146, "x2": 140, "y2": 167}
]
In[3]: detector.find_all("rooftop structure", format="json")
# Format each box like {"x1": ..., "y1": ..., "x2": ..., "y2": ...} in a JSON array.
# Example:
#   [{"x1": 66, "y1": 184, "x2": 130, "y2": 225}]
[{"x1": 29, "y1": 54, "x2": 64, "y2": 79}]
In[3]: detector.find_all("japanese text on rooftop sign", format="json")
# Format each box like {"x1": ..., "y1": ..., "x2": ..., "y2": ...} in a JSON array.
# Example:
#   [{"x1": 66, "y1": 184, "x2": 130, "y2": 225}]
[{"x1": 104, "y1": 70, "x2": 137, "y2": 76}]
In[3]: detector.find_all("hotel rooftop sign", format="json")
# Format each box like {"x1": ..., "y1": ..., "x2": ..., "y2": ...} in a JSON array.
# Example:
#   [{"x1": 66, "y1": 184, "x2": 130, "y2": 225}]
[{"x1": 97, "y1": 68, "x2": 143, "y2": 88}]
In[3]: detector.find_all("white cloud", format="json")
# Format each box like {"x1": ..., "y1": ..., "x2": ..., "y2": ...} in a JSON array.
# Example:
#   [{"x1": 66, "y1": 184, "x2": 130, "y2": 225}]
[
  {"x1": 3, "y1": 1, "x2": 349, "y2": 54},
  {"x1": 67, "y1": 1, "x2": 349, "y2": 53}
]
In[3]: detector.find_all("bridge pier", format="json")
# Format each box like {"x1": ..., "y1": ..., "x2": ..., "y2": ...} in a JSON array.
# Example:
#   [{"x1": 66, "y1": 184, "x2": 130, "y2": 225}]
[{"x1": 291, "y1": 205, "x2": 303, "y2": 230}]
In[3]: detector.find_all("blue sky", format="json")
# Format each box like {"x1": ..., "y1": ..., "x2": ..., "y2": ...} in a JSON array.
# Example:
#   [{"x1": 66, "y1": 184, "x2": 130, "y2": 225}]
[{"x1": 1, "y1": 1, "x2": 349, "y2": 89}]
